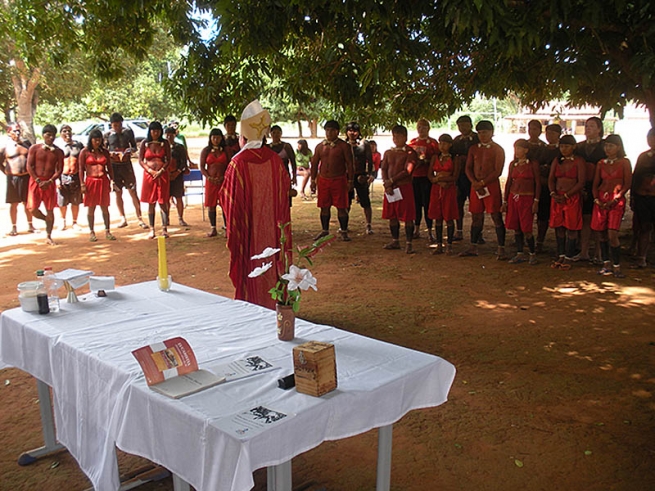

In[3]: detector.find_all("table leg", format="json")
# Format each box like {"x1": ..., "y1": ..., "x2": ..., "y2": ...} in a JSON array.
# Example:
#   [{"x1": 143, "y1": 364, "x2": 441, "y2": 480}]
[
  {"x1": 267, "y1": 460, "x2": 292, "y2": 491},
  {"x1": 17, "y1": 379, "x2": 66, "y2": 465},
  {"x1": 376, "y1": 424, "x2": 393, "y2": 491},
  {"x1": 172, "y1": 474, "x2": 191, "y2": 491}
]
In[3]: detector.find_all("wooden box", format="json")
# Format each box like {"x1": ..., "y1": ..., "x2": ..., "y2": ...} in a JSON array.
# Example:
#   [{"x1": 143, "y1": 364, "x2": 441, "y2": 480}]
[{"x1": 293, "y1": 341, "x2": 337, "y2": 397}]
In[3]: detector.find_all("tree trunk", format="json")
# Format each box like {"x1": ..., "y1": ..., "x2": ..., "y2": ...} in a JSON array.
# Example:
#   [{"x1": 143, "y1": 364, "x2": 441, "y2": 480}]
[
  {"x1": 11, "y1": 59, "x2": 40, "y2": 144},
  {"x1": 297, "y1": 120, "x2": 303, "y2": 138},
  {"x1": 309, "y1": 119, "x2": 318, "y2": 139}
]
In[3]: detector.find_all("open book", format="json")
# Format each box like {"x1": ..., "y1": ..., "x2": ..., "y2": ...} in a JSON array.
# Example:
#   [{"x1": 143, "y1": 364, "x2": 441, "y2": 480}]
[{"x1": 132, "y1": 337, "x2": 225, "y2": 399}]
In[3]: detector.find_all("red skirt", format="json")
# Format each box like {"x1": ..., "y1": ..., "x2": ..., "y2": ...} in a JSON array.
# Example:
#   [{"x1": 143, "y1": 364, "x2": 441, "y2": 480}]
[
  {"x1": 382, "y1": 183, "x2": 416, "y2": 222},
  {"x1": 28, "y1": 178, "x2": 57, "y2": 211},
  {"x1": 141, "y1": 171, "x2": 170, "y2": 205},
  {"x1": 428, "y1": 184, "x2": 459, "y2": 221},
  {"x1": 84, "y1": 176, "x2": 110, "y2": 207}
]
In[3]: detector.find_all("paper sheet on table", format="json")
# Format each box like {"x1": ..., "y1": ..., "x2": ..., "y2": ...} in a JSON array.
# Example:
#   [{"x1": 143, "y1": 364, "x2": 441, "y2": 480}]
[
  {"x1": 89, "y1": 276, "x2": 116, "y2": 292},
  {"x1": 213, "y1": 406, "x2": 293, "y2": 440},
  {"x1": 385, "y1": 187, "x2": 403, "y2": 202},
  {"x1": 53, "y1": 269, "x2": 94, "y2": 289},
  {"x1": 208, "y1": 356, "x2": 278, "y2": 382}
]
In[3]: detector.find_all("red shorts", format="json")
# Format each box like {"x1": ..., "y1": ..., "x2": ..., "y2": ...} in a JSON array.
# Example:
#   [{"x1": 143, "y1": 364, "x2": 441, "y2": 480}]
[
  {"x1": 549, "y1": 193, "x2": 582, "y2": 230},
  {"x1": 205, "y1": 179, "x2": 222, "y2": 207},
  {"x1": 505, "y1": 194, "x2": 535, "y2": 233},
  {"x1": 317, "y1": 175, "x2": 349, "y2": 209},
  {"x1": 84, "y1": 176, "x2": 110, "y2": 207},
  {"x1": 382, "y1": 183, "x2": 416, "y2": 222},
  {"x1": 27, "y1": 178, "x2": 57, "y2": 211},
  {"x1": 469, "y1": 181, "x2": 502, "y2": 214},
  {"x1": 140, "y1": 172, "x2": 170, "y2": 205},
  {"x1": 428, "y1": 184, "x2": 459, "y2": 221},
  {"x1": 591, "y1": 195, "x2": 625, "y2": 231}
]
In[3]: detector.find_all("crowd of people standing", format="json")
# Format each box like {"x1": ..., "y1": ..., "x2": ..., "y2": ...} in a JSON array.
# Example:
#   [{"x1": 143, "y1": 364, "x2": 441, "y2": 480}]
[{"x1": 1, "y1": 112, "x2": 654, "y2": 278}]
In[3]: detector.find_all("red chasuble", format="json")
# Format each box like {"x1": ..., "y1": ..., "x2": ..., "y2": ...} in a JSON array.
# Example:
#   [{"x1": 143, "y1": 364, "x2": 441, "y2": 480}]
[{"x1": 219, "y1": 146, "x2": 292, "y2": 309}]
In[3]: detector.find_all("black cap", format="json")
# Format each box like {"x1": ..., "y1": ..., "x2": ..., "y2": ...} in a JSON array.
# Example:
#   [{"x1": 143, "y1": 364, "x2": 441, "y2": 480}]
[
  {"x1": 559, "y1": 135, "x2": 577, "y2": 145},
  {"x1": 476, "y1": 120, "x2": 494, "y2": 131}
]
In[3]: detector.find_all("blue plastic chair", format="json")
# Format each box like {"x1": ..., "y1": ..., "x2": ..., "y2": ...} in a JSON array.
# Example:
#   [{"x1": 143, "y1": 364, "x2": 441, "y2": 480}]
[{"x1": 183, "y1": 169, "x2": 205, "y2": 221}]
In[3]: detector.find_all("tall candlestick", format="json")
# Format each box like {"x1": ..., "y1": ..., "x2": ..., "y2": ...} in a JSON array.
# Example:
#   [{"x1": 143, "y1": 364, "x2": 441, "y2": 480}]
[{"x1": 158, "y1": 236, "x2": 168, "y2": 279}]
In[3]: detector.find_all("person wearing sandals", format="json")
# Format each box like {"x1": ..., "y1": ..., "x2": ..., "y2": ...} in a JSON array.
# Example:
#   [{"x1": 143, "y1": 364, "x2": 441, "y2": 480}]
[
  {"x1": 630, "y1": 128, "x2": 655, "y2": 269},
  {"x1": 502, "y1": 139, "x2": 541, "y2": 265},
  {"x1": 79, "y1": 129, "x2": 115, "y2": 242},
  {"x1": 139, "y1": 121, "x2": 172, "y2": 239},
  {"x1": 591, "y1": 134, "x2": 632, "y2": 277},
  {"x1": 548, "y1": 135, "x2": 586, "y2": 270},
  {"x1": 200, "y1": 128, "x2": 229, "y2": 237},
  {"x1": 427, "y1": 134, "x2": 459, "y2": 255}
]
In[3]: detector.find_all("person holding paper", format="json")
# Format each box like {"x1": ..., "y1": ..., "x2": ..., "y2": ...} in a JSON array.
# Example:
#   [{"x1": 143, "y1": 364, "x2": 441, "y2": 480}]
[
  {"x1": 460, "y1": 120, "x2": 506, "y2": 259},
  {"x1": 310, "y1": 120, "x2": 354, "y2": 242},
  {"x1": 381, "y1": 125, "x2": 418, "y2": 254}
]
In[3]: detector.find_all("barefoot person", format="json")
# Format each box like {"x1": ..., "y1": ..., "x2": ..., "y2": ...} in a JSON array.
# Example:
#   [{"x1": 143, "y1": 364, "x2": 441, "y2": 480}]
[
  {"x1": 381, "y1": 125, "x2": 418, "y2": 254},
  {"x1": 223, "y1": 115, "x2": 240, "y2": 157},
  {"x1": 630, "y1": 128, "x2": 655, "y2": 268},
  {"x1": 428, "y1": 133, "x2": 459, "y2": 255},
  {"x1": 26, "y1": 125, "x2": 63, "y2": 245},
  {"x1": 452, "y1": 115, "x2": 482, "y2": 242},
  {"x1": 346, "y1": 121, "x2": 375, "y2": 234},
  {"x1": 310, "y1": 120, "x2": 354, "y2": 241},
  {"x1": 460, "y1": 120, "x2": 506, "y2": 258},
  {"x1": 409, "y1": 119, "x2": 440, "y2": 243},
  {"x1": 79, "y1": 129, "x2": 115, "y2": 241},
  {"x1": 138, "y1": 121, "x2": 172, "y2": 238},
  {"x1": 548, "y1": 135, "x2": 586, "y2": 270},
  {"x1": 0, "y1": 123, "x2": 34, "y2": 235},
  {"x1": 296, "y1": 139, "x2": 313, "y2": 199},
  {"x1": 56, "y1": 124, "x2": 84, "y2": 231},
  {"x1": 592, "y1": 134, "x2": 632, "y2": 277},
  {"x1": 502, "y1": 139, "x2": 541, "y2": 265},
  {"x1": 104, "y1": 112, "x2": 148, "y2": 229},
  {"x1": 165, "y1": 126, "x2": 190, "y2": 227},
  {"x1": 200, "y1": 128, "x2": 229, "y2": 237}
]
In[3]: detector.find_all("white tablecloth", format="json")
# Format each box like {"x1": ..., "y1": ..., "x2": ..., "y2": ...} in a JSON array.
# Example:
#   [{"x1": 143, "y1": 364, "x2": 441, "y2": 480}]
[{"x1": 0, "y1": 282, "x2": 456, "y2": 491}]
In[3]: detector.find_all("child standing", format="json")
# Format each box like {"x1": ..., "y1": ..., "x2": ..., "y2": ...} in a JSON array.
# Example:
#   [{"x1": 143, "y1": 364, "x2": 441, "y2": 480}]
[
  {"x1": 503, "y1": 139, "x2": 541, "y2": 264},
  {"x1": 428, "y1": 134, "x2": 459, "y2": 254}
]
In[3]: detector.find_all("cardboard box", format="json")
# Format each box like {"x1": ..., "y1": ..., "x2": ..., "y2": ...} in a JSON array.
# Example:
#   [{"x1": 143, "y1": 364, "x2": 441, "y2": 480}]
[{"x1": 293, "y1": 341, "x2": 337, "y2": 397}]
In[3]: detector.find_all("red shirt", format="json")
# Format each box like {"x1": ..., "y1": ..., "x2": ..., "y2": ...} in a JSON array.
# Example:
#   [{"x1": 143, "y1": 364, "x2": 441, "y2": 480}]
[{"x1": 408, "y1": 137, "x2": 439, "y2": 177}]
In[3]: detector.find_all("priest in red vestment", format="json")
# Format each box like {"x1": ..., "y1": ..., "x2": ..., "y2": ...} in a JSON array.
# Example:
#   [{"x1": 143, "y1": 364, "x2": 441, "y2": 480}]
[{"x1": 219, "y1": 100, "x2": 292, "y2": 309}]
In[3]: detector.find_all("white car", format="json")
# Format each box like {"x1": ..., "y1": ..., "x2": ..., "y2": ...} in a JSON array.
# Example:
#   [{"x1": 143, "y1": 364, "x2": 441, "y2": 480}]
[{"x1": 72, "y1": 119, "x2": 150, "y2": 145}]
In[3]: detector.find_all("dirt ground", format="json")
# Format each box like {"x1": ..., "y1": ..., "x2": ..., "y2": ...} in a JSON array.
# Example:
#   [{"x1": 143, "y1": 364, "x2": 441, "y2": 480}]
[{"x1": 1, "y1": 164, "x2": 654, "y2": 490}]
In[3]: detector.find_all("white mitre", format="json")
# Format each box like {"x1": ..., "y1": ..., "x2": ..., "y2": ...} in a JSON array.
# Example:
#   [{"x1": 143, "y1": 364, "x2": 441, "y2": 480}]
[{"x1": 239, "y1": 100, "x2": 271, "y2": 151}]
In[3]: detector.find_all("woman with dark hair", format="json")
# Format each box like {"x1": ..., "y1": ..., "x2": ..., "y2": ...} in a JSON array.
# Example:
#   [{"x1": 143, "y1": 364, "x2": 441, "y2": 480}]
[
  {"x1": 296, "y1": 139, "x2": 312, "y2": 199},
  {"x1": 268, "y1": 125, "x2": 297, "y2": 205},
  {"x1": 591, "y1": 134, "x2": 632, "y2": 277},
  {"x1": 78, "y1": 129, "x2": 115, "y2": 241},
  {"x1": 200, "y1": 128, "x2": 229, "y2": 237},
  {"x1": 139, "y1": 121, "x2": 172, "y2": 238}
]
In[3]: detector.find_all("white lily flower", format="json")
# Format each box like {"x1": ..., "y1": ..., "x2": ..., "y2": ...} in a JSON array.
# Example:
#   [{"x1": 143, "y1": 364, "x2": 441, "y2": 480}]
[
  {"x1": 281, "y1": 264, "x2": 317, "y2": 291},
  {"x1": 248, "y1": 261, "x2": 273, "y2": 278},
  {"x1": 251, "y1": 247, "x2": 280, "y2": 260}
]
